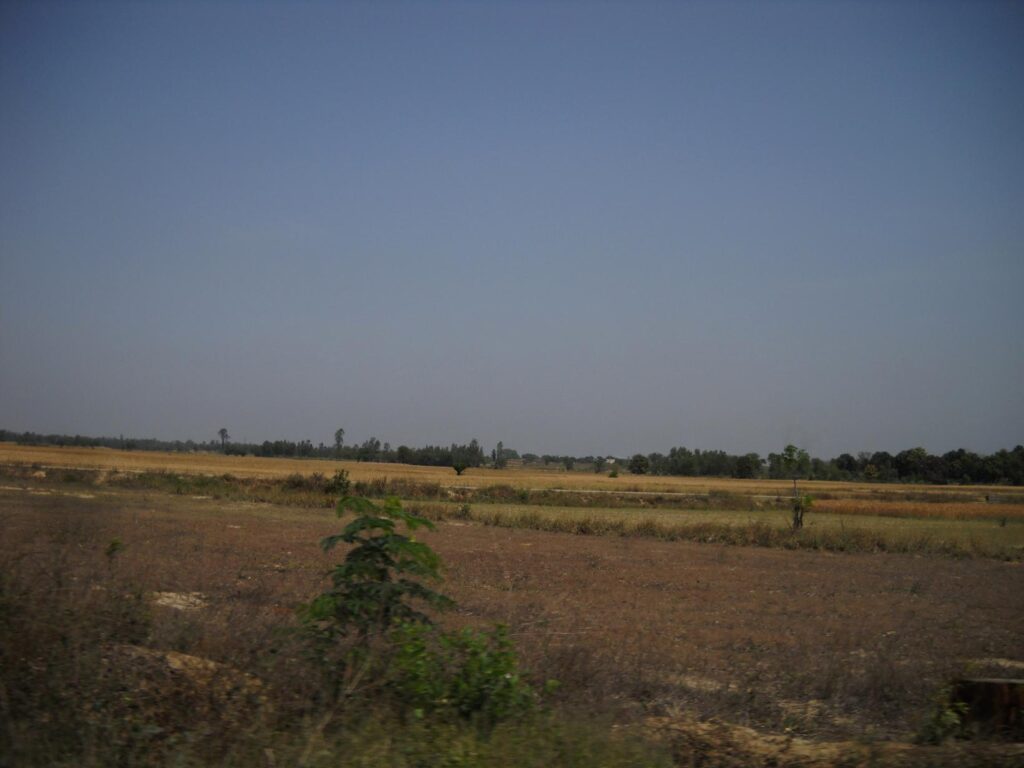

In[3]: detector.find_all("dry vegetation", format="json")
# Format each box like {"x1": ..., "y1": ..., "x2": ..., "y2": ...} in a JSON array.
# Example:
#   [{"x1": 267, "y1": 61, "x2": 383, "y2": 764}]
[
  {"x1": 2, "y1": 444, "x2": 1024, "y2": 766},
  {"x1": 2, "y1": 442, "x2": 1018, "y2": 499}
]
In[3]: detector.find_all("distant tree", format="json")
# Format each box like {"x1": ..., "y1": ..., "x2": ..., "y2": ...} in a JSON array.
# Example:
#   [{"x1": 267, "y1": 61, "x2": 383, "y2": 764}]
[
  {"x1": 451, "y1": 439, "x2": 483, "y2": 476},
  {"x1": 894, "y1": 447, "x2": 928, "y2": 481},
  {"x1": 593, "y1": 456, "x2": 606, "y2": 474},
  {"x1": 869, "y1": 451, "x2": 896, "y2": 482},
  {"x1": 733, "y1": 453, "x2": 762, "y2": 479},
  {"x1": 562, "y1": 456, "x2": 575, "y2": 471},
  {"x1": 492, "y1": 441, "x2": 507, "y2": 469},
  {"x1": 777, "y1": 444, "x2": 812, "y2": 530},
  {"x1": 358, "y1": 437, "x2": 382, "y2": 462},
  {"x1": 647, "y1": 452, "x2": 667, "y2": 475},
  {"x1": 334, "y1": 428, "x2": 345, "y2": 457},
  {"x1": 628, "y1": 454, "x2": 649, "y2": 475},
  {"x1": 777, "y1": 444, "x2": 809, "y2": 478},
  {"x1": 835, "y1": 453, "x2": 858, "y2": 474},
  {"x1": 218, "y1": 428, "x2": 230, "y2": 451}
]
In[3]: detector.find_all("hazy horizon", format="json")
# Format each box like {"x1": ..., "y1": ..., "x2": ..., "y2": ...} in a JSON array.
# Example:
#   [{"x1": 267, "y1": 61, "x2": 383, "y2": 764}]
[{"x1": 2, "y1": 1, "x2": 1022, "y2": 459}]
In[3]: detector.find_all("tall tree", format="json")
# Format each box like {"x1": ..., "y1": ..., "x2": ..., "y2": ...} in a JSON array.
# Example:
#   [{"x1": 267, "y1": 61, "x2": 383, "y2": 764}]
[
  {"x1": 492, "y1": 441, "x2": 507, "y2": 469},
  {"x1": 334, "y1": 428, "x2": 345, "y2": 457},
  {"x1": 217, "y1": 428, "x2": 230, "y2": 451},
  {"x1": 778, "y1": 444, "x2": 811, "y2": 529}
]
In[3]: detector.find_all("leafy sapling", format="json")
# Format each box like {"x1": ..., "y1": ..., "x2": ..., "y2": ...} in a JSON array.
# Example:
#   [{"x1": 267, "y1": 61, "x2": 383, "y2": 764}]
[{"x1": 303, "y1": 495, "x2": 454, "y2": 646}]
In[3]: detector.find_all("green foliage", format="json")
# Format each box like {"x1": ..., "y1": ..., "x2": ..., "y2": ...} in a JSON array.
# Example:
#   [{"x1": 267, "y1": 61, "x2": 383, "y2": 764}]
[
  {"x1": 492, "y1": 441, "x2": 508, "y2": 469},
  {"x1": 791, "y1": 493, "x2": 814, "y2": 531},
  {"x1": 389, "y1": 623, "x2": 539, "y2": 725},
  {"x1": 768, "y1": 444, "x2": 811, "y2": 480},
  {"x1": 301, "y1": 494, "x2": 552, "y2": 728},
  {"x1": 325, "y1": 469, "x2": 351, "y2": 495},
  {"x1": 733, "y1": 452, "x2": 763, "y2": 479},
  {"x1": 918, "y1": 686, "x2": 969, "y2": 744},
  {"x1": 628, "y1": 454, "x2": 649, "y2": 475},
  {"x1": 303, "y1": 495, "x2": 454, "y2": 644}
]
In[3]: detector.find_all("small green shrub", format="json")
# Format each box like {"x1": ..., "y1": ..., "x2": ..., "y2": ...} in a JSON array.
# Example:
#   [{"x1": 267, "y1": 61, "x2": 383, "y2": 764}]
[
  {"x1": 303, "y1": 495, "x2": 453, "y2": 647},
  {"x1": 791, "y1": 493, "x2": 814, "y2": 530},
  {"x1": 324, "y1": 469, "x2": 351, "y2": 495},
  {"x1": 918, "y1": 686, "x2": 969, "y2": 744},
  {"x1": 390, "y1": 622, "x2": 538, "y2": 725},
  {"x1": 302, "y1": 494, "x2": 548, "y2": 725}
]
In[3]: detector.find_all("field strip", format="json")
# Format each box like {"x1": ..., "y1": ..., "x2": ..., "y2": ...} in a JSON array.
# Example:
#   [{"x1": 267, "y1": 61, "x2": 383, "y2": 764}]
[{"x1": 4, "y1": 463, "x2": 1017, "y2": 505}]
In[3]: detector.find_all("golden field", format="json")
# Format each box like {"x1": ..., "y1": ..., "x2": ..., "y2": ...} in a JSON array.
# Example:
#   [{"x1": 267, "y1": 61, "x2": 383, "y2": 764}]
[{"x1": 0, "y1": 442, "x2": 1017, "y2": 500}]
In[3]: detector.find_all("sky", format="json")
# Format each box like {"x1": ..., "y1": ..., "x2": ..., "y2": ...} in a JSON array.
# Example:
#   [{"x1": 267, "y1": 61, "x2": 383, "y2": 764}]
[{"x1": 1, "y1": 0, "x2": 1022, "y2": 459}]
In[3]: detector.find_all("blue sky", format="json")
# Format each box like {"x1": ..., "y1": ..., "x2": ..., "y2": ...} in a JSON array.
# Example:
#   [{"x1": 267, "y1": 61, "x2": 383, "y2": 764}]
[{"x1": 1, "y1": 0, "x2": 1021, "y2": 457}]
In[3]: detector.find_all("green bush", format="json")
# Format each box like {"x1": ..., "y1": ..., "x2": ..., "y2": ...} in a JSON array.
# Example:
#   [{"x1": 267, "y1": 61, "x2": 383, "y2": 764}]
[
  {"x1": 301, "y1": 494, "x2": 549, "y2": 727},
  {"x1": 918, "y1": 685, "x2": 969, "y2": 744},
  {"x1": 390, "y1": 622, "x2": 539, "y2": 725},
  {"x1": 324, "y1": 469, "x2": 351, "y2": 495},
  {"x1": 303, "y1": 495, "x2": 453, "y2": 646}
]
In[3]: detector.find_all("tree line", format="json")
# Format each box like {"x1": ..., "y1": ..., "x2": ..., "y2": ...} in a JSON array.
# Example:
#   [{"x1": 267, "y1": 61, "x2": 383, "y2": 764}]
[
  {"x1": 2, "y1": 428, "x2": 1021, "y2": 485},
  {"x1": 0, "y1": 429, "x2": 486, "y2": 474},
  {"x1": 627, "y1": 444, "x2": 1024, "y2": 486}
]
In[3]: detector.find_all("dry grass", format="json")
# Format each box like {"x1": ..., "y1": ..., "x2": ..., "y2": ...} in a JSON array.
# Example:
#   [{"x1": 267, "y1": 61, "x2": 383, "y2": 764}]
[
  {"x1": 814, "y1": 498, "x2": 1024, "y2": 521},
  {"x1": 2, "y1": 484, "x2": 1022, "y2": 765},
  {"x1": 4, "y1": 452, "x2": 1023, "y2": 560},
  {"x1": 408, "y1": 501, "x2": 1024, "y2": 558},
  {"x1": 2, "y1": 442, "x2": 1017, "y2": 499},
  {"x1": 0, "y1": 490, "x2": 670, "y2": 767}
]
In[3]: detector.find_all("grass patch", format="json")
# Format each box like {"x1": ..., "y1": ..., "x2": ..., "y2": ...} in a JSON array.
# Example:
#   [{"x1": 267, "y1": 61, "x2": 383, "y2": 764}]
[{"x1": 408, "y1": 502, "x2": 1024, "y2": 559}]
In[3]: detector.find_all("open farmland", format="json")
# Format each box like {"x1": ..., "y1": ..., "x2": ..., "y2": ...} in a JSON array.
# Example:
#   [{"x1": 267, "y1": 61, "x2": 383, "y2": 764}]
[
  {"x1": 3, "y1": 442, "x2": 1020, "y2": 499},
  {"x1": 3, "y1": 444, "x2": 1022, "y2": 561},
  {"x1": 2, "y1": 443, "x2": 1024, "y2": 765},
  {"x1": 1, "y1": 479, "x2": 1022, "y2": 766}
]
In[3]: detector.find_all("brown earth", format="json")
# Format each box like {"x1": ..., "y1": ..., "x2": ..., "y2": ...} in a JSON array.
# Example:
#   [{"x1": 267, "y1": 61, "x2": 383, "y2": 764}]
[{"x1": 3, "y1": 483, "x2": 1021, "y2": 754}]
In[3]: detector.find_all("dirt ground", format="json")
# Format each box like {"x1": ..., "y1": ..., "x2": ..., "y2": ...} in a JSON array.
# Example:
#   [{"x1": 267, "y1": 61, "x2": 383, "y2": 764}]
[{"x1": 3, "y1": 482, "x2": 1021, "y2": 751}]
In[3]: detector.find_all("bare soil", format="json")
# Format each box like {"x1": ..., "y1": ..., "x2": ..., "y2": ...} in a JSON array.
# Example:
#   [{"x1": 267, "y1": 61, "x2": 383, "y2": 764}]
[{"x1": 3, "y1": 483, "x2": 1021, "y2": 754}]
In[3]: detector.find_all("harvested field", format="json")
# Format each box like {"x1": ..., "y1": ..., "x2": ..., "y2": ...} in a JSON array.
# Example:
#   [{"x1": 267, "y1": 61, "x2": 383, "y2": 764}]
[
  {"x1": 2, "y1": 442, "x2": 1018, "y2": 500},
  {"x1": 409, "y1": 501, "x2": 1024, "y2": 558},
  {"x1": 2, "y1": 482, "x2": 1022, "y2": 766},
  {"x1": 4, "y1": 449, "x2": 1022, "y2": 559},
  {"x1": 812, "y1": 497, "x2": 1024, "y2": 521},
  {"x1": 4, "y1": 445, "x2": 1024, "y2": 764}
]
